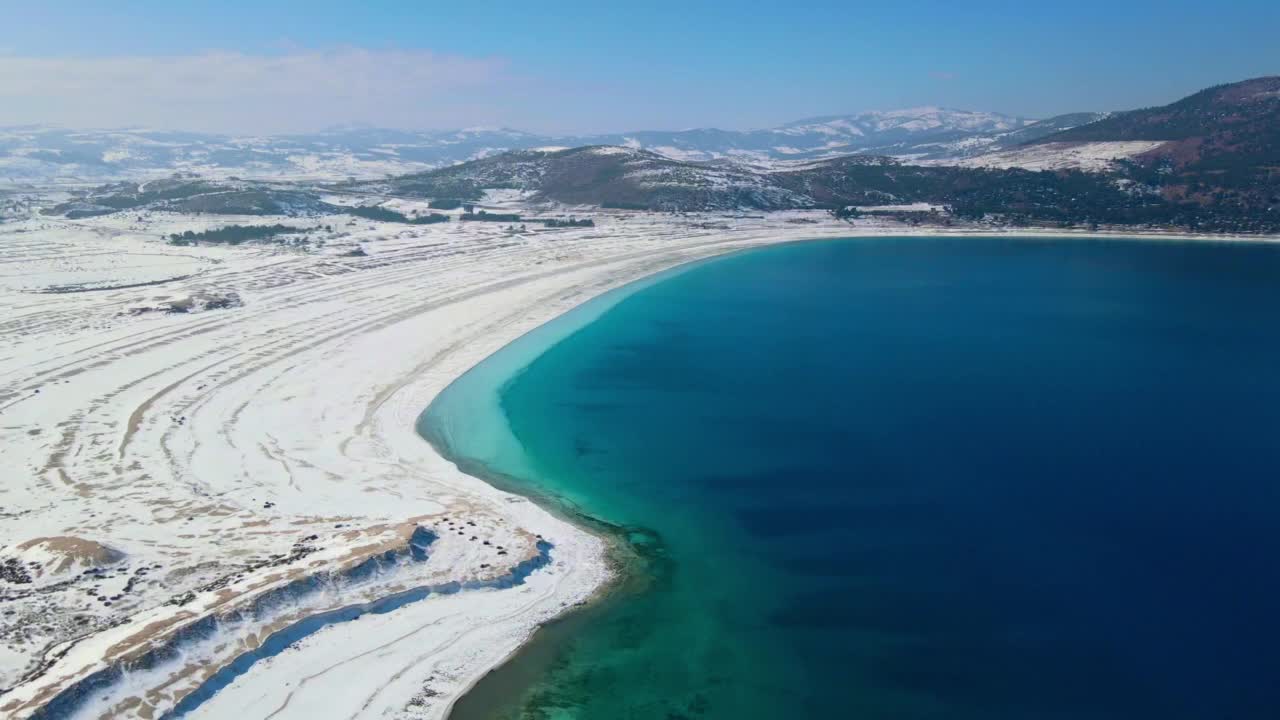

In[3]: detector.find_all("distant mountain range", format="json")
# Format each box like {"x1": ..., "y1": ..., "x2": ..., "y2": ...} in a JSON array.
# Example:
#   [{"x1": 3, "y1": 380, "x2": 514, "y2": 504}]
[
  {"x1": 29, "y1": 76, "x2": 1280, "y2": 234},
  {"x1": 0, "y1": 108, "x2": 1108, "y2": 184},
  {"x1": 572, "y1": 108, "x2": 1065, "y2": 162},
  {"x1": 12, "y1": 78, "x2": 1277, "y2": 188}
]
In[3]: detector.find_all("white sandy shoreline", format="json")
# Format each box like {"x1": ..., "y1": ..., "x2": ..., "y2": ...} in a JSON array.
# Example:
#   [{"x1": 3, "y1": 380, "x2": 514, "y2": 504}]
[{"x1": 2, "y1": 205, "x2": 1277, "y2": 719}]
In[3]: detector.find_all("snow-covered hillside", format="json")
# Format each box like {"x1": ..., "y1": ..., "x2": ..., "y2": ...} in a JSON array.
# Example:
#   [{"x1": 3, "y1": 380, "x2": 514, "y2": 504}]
[{"x1": 951, "y1": 140, "x2": 1168, "y2": 172}]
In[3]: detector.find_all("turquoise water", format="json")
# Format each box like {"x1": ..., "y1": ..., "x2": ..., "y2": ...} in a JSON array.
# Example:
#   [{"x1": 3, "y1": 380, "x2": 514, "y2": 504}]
[{"x1": 422, "y1": 237, "x2": 1280, "y2": 719}]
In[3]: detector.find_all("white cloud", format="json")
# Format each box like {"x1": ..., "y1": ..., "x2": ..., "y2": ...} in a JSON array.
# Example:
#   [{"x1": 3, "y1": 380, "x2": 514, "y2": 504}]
[{"x1": 0, "y1": 49, "x2": 514, "y2": 133}]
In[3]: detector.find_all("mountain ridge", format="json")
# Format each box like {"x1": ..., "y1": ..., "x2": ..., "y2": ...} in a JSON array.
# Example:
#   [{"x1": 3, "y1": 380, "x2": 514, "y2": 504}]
[{"x1": 0, "y1": 107, "x2": 1066, "y2": 183}]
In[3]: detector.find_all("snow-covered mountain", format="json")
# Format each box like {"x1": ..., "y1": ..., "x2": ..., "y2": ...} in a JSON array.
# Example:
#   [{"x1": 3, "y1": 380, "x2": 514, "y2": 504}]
[
  {"x1": 582, "y1": 108, "x2": 1036, "y2": 163},
  {"x1": 0, "y1": 108, "x2": 1067, "y2": 184},
  {"x1": 780, "y1": 107, "x2": 1029, "y2": 142}
]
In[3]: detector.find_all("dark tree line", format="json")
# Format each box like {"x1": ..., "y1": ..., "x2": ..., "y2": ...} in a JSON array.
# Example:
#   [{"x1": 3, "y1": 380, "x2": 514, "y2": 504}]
[
  {"x1": 168, "y1": 224, "x2": 296, "y2": 245},
  {"x1": 344, "y1": 206, "x2": 449, "y2": 224}
]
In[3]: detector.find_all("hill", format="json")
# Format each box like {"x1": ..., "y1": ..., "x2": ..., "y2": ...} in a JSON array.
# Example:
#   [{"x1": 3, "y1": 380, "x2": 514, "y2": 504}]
[
  {"x1": 1044, "y1": 77, "x2": 1280, "y2": 148},
  {"x1": 44, "y1": 177, "x2": 337, "y2": 218},
  {"x1": 362, "y1": 146, "x2": 816, "y2": 211},
  {"x1": 364, "y1": 143, "x2": 1271, "y2": 232},
  {"x1": 1039, "y1": 76, "x2": 1280, "y2": 211}
]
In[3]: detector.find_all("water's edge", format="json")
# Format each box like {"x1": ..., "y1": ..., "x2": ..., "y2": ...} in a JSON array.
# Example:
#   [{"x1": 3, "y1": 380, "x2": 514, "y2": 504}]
[
  {"x1": 419, "y1": 233, "x2": 1216, "y2": 717},
  {"x1": 421, "y1": 232, "x2": 1280, "y2": 719},
  {"x1": 416, "y1": 247, "x2": 768, "y2": 720}
]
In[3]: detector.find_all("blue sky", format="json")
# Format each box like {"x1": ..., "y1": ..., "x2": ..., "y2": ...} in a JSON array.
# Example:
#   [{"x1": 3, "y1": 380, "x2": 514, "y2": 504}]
[{"x1": 2, "y1": 0, "x2": 1278, "y2": 133}]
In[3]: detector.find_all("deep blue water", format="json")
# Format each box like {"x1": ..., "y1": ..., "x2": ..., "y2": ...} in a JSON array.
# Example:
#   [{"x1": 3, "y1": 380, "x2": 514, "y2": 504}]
[{"x1": 424, "y1": 236, "x2": 1280, "y2": 719}]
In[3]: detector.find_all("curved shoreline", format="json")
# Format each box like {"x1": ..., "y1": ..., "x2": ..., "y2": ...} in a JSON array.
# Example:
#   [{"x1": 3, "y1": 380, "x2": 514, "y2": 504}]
[
  {"x1": 418, "y1": 226, "x2": 1280, "y2": 720},
  {"x1": 2, "y1": 212, "x2": 861, "y2": 719},
  {"x1": 5, "y1": 211, "x2": 1278, "y2": 718},
  {"x1": 417, "y1": 237, "x2": 833, "y2": 720},
  {"x1": 415, "y1": 227, "x2": 1280, "y2": 720},
  {"x1": 431, "y1": 233, "x2": 1280, "y2": 720}
]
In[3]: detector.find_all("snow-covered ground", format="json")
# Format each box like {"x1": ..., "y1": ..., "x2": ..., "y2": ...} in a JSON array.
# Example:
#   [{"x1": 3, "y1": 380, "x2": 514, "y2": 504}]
[
  {"x1": 944, "y1": 140, "x2": 1167, "y2": 172},
  {"x1": 0, "y1": 202, "x2": 866, "y2": 719}
]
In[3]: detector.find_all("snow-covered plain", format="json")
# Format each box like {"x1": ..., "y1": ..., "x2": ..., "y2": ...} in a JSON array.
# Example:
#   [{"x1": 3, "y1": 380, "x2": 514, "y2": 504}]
[{"x1": 0, "y1": 201, "x2": 870, "y2": 719}]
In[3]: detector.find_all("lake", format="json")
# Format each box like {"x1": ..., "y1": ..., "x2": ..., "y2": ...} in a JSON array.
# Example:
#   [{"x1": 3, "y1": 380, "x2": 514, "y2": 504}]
[{"x1": 422, "y1": 236, "x2": 1280, "y2": 719}]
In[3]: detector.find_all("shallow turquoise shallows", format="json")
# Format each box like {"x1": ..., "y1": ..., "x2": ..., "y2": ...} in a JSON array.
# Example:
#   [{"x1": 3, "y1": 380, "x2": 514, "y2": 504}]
[{"x1": 420, "y1": 236, "x2": 1280, "y2": 720}]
